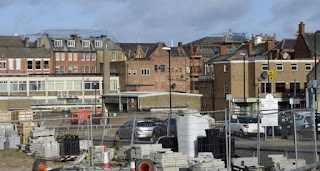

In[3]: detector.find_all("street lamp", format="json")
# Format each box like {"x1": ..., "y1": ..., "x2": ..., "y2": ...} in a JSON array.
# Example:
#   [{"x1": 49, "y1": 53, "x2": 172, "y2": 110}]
[
  {"x1": 162, "y1": 46, "x2": 172, "y2": 137},
  {"x1": 241, "y1": 53, "x2": 248, "y2": 109}
]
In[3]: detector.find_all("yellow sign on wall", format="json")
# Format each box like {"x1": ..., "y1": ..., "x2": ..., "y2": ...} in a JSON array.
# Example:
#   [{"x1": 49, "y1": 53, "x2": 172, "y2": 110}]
[
  {"x1": 269, "y1": 75, "x2": 274, "y2": 81},
  {"x1": 267, "y1": 70, "x2": 274, "y2": 76}
]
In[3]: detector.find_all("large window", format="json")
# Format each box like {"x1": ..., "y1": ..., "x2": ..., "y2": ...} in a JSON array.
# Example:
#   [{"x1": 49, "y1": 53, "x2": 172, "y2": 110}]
[
  {"x1": 86, "y1": 66, "x2": 90, "y2": 73},
  {"x1": 36, "y1": 61, "x2": 41, "y2": 69},
  {"x1": 60, "y1": 66, "x2": 65, "y2": 74},
  {"x1": 28, "y1": 61, "x2": 33, "y2": 70},
  {"x1": 159, "y1": 65, "x2": 165, "y2": 72},
  {"x1": 112, "y1": 53, "x2": 116, "y2": 61},
  {"x1": 224, "y1": 64, "x2": 228, "y2": 72},
  {"x1": 261, "y1": 83, "x2": 271, "y2": 93},
  {"x1": 84, "y1": 81, "x2": 99, "y2": 90},
  {"x1": 54, "y1": 40, "x2": 62, "y2": 47},
  {"x1": 44, "y1": 61, "x2": 49, "y2": 69},
  {"x1": 67, "y1": 40, "x2": 75, "y2": 47},
  {"x1": 61, "y1": 53, "x2": 65, "y2": 61},
  {"x1": 73, "y1": 53, "x2": 78, "y2": 61},
  {"x1": 290, "y1": 82, "x2": 300, "y2": 93},
  {"x1": 55, "y1": 53, "x2": 60, "y2": 61},
  {"x1": 86, "y1": 53, "x2": 90, "y2": 61},
  {"x1": 68, "y1": 53, "x2": 72, "y2": 61},
  {"x1": 55, "y1": 66, "x2": 59, "y2": 73},
  {"x1": 68, "y1": 66, "x2": 73, "y2": 73},
  {"x1": 276, "y1": 82, "x2": 286, "y2": 93},
  {"x1": 110, "y1": 80, "x2": 118, "y2": 90},
  {"x1": 92, "y1": 53, "x2": 96, "y2": 61},
  {"x1": 81, "y1": 66, "x2": 85, "y2": 73},
  {"x1": 82, "y1": 40, "x2": 90, "y2": 47},
  {"x1": 92, "y1": 66, "x2": 96, "y2": 73},
  {"x1": 16, "y1": 59, "x2": 21, "y2": 70},
  {"x1": 10, "y1": 81, "x2": 26, "y2": 92},
  {"x1": 95, "y1": 40, "x2": 102, "y2": 48},
  {"x1": 141, "y1": 68, "x2": 150, "y2": 76},
  {"x1": 0, "y1": 62, "x2": 5, "y2": 69},
  {"x1": 73, "y1": 66, "x2": 78, "y2": 73},
  {"x1": 276, "y1": 63, "x2": 283, "y2": 71},
  {"x1": 8, "y1": 59, "x2": 13, "y2": 70},
  {"x1": 81, "y1": 53, "x2": 85, "y2": 61},
  {"x1": 0, "y1": 81, "x2": 7, "y2": 91},
  {"x1": 29, "y1": 81, "x2": 45, "y2": 91}
]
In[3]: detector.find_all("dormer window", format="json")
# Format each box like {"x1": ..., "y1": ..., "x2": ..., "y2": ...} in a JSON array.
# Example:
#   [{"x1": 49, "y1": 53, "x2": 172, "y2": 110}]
[
  {"x1": 54, "y1": 40, "x2": 63, "y2": 47},
  {"x1": 95, "y1": 40, "x2": 103, "y2": 48},
  {"x1": 67, "y1": 40, "x2": 75, "y2": 47},
  {"x1": 82, "y1": 40, "x2": 90, "y2": 47}
]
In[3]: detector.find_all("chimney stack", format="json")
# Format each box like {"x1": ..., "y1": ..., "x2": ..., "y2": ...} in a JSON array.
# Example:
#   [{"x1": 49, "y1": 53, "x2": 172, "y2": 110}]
[
  {"x1": 247, "y1": 42, "x2": 253, "y2": 56},
  {"x1": 299, "y1": 21, "x2": 305, "y2": 35},
  {"x1": 178, "y1": 42, "x2": 183, "y2": 48},
  {"x1": 265, "y1": 40, "x2": 275, "y2": 53},
  {"x1": 71, "y1": 34, "x2": 78, "y2": 40},
  {"x1": 24, "y1": 37, "x2": 29, "y2": 48},
  {"x1": 157, "y1": 42, "x2": 163, "y2": 49},
  {"x1": 220, "y1": 45, "x2": 227, "y2": 55}
]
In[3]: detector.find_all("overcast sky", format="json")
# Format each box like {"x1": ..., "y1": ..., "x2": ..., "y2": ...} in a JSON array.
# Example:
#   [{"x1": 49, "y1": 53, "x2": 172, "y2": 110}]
[{"x1": 2, "y1": 0, "x2": 320, "y2": 45}]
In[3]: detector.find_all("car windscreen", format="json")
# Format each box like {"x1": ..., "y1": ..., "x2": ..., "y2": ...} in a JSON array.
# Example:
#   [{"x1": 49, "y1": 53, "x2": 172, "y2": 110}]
[{"x1": 137, "y1": 122, "x2": 155, "y2": 127}]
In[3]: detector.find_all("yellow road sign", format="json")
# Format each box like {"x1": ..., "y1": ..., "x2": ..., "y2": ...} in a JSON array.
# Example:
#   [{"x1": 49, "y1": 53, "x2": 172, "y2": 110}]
[
  {"x1": 269, "y1": 75, "x2": 274, "y2": 81},
  {"x1": 267, "y1": 70, "x2": 274, "y2": 76}
]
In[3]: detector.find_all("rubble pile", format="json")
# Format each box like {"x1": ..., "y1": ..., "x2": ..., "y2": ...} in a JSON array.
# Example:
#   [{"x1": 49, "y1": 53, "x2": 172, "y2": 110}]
[
  {"x1": 189, "y1": 152, "x2": 226, "y2": 171},
  {"x1": 25, "y1": 127, "x2": 59, "y2": 158},
  {"x1": 268, "y1": 154, "x2": 306, "y2": 170}
]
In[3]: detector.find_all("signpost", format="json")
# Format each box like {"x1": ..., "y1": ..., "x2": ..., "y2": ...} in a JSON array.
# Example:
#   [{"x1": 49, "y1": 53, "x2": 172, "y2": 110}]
[{"x1": 267, "y1": 70, "x2": 274, "y2": 81}]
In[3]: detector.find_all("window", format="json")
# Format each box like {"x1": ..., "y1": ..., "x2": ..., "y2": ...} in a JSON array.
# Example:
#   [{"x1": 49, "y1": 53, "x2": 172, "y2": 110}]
[
  {"x1": 92, "y1": 66, "x2": 96, "y2": 73},
  {"x1": 81, "y1": 66, "x2": 85, "y2": 73},
  {"x1": 60, "y1": 66, "x2": 65, "y2": 73},
  {"x1": 276, "y1": 82, "x2": 286, "y2": 93},
  {"x1": 61, "y1": 53, "x2": 65, "y2": 61},
  {"x1": 29, "y1": 81, "x2": 45, "y2": 91},
  {"x1": 56, "y1": 53, "x2": 60, "y2": 61},
  {"x1": 86, "y1": 66, "x2": 90, "y2": 73},
  {"x1": 73, "y1": 53, "x2": 78, "y2": 61},
  {"x1": 73, "y1": 66, "x2": 78, "y2": 73},
  {"x1": 261, "y1": 83, "x2": 271, "y2": 93},
  {"x1": 95, "y1": 40, "x2": 102, "y2": 48},
  {"x1": 0, "y1": 62, "x2": 5, "y2": 69},
  {"x1": 291, "y1": 63, "x2": 298, "y2": 71},
  {"x1": 82, "y1": 40, "x2": 90, "y2": 47},
  {"x1": 128, "y1": 70, "x2": 132, "y2": 76},
  {"x1": 10, "y1": 81, "x2": 26, "y2": 92},
  {"x1": 225, "y1": 83, "x2": 228, "y2": 95},
  {"x1": 141, "y1": 68, "x2": 150, "y2": 76},
  {"x1": 36, "y1": 61, "x2": 41, "y2": 69},
  {"x1": 67, "y1": 40, "x2": 75, "y2": 47},
  {"x1": 8, "y1": 59, "x2": 13, "y2": 70},
  {"x1": 16, "y1": 59, "x2": 21, "y2": 70},
  {"x1": 194, "y1": 81, "x2": 199, "y2": 90},
  {"x1": 86, "y1": 53, "x2": 90, "y2": 61},
  {"x1": 81, "y1": 53, "x2": 85, "y2": 61},
  {"x1": 159, "y1": 65, "x2": 165, "y2": 72},
  {"x1": 84, "y1": 81, "x2": 99, "y2": 90},
  {"x1": 224, "y1": 64, "x2": 228, "y2": 72},
  {"x1": 55, "y1": 66, "x2": 60, "y2": 73},
  {"x1": 110, "y1": 80, "x2": 118, "y2": 90},
  {"x1": 155, "y1": 65, "x2": 158, "y2": 72},
  {"x1": 68, "y1": 66, "x2": 73, "y2": 73},
  {"x1": 28, "y1": 61, "x2": 33, "y2": 70},
  {"x1": 0, "y1": 81, "x2": 7, "y2": 91},
  {"x1": 133, "y1": 70, "x2": 137, "y2": 76},
  {"x1": 262, "y1": 64, "x2": 268, "y2": 71},
  {"x1": 290, "y1": 82, "x2": 300, "y2": 93},
  {"x1": 276, "y1": 63, "x2": 283, "y2": 71},
  {"x1": 92, "y1": 53, "x2": 96, "y2": 61},
  {"x1": 54, "y1": 40, "x2": 62, "y2": 47},
  {"x1": 44, "y1": 61, "x2": 49, "y2": 69},
  {"x1": 112, "y1": 53, "x2": 116, "y2": 61},
  {"x1": 305, "y1": 63, "x2": 312, "y2": 71},
  {"x1": 68, "y1": 53, "x2": 72, "y2": 61}
]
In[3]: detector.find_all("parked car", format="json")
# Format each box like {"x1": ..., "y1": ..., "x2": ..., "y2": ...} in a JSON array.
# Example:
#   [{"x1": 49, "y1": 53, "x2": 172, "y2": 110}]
[
  {"x1": 266, "y1": 115, "x2": 292, "y2": 136},
  {"x1": 227, "y1": 115, "x2": 265, "y2": 137},
  {"x1": 115, "y1": 120, "x2": 156, "y2": 140},
  {"x1": 143, "y1": 117, "x2": 163, "y2": 126},
  {"x1": 290, "y1": 112, "x2": 320, "y2": 132},
  {"x1": 151, "y1": 118, "x2": 176, "y2": 143}
]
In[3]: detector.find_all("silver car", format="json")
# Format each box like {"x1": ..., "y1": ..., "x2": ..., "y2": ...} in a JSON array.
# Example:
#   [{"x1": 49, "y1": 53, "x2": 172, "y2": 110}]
[{"x1": 115, "y1": 120, "x2": 156, "y2": 140}]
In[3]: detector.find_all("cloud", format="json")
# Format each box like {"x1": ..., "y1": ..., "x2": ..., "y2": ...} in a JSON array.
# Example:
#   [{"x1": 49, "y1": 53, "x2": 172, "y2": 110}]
[{"x1": 93, "y1": 0, "x2": 253, "y2": 44}]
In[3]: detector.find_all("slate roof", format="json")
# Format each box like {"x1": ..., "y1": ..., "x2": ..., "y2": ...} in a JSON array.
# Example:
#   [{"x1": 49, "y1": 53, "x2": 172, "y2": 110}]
[
  {"x1": 190, "y1": 36, "x2": 225, "y2": 45},
  {"x1": 302, "y1": 33, "x2": 320, "y2": 55},
  {"x1": 282, "y1": 39, "x2": 295, "y2": 49},
  {"x1": 206, "y1": 54, "x2": 234, "y2": 63},
  {"x1": 171, "y1": 47, "x2": 187, "y2": 57},
  {"x1": 0, "y1": 36, "x2": 24, "y2": 47},
  {"x1": 0, "y1": 47, "x2": 51, "y2": 58},
  {"x1": 232, "y1": 43, "x2": 266, "y2": 56},
  {"x1": 118, "y1": 43, "x2": 162, "y2": 58}
]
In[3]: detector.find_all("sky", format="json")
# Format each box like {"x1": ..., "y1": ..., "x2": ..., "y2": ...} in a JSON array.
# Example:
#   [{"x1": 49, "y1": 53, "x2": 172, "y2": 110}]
[{"x1": 1, "y1": 0, "x2": 320, "y2": 46}]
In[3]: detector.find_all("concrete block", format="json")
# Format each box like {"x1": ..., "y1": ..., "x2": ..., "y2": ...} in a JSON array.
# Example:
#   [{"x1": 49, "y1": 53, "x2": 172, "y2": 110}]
[
  {"x1": 6, "y1": 136, "x2": 20, "y2": 149},
  {"x1": 5, "y1": 130, "x2": 17, "y2": 137},
  {"x1": 79, "y1": 140, "x2": 92, "y2": 151},
  {"x1": 0, "y1": 142, "x2": 4, "y2": 150}
]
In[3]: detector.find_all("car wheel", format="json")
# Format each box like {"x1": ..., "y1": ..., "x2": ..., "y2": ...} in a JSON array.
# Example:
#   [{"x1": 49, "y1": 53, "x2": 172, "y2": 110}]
[
  {"x1": 239, "y1": 130, "x2": 245, "y2": 138},
  {"x1": 115, "y1": 132, "x2": 121, "y2": 140}
]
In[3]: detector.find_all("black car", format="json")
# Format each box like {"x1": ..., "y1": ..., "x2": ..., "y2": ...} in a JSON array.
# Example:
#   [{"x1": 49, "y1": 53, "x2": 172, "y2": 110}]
[
  {"x1": 143, "y1": 117, "x2": 163, "y2": 126},
  {"x1": 151, "y1": 118, "x2": 176, "y2": 143}
]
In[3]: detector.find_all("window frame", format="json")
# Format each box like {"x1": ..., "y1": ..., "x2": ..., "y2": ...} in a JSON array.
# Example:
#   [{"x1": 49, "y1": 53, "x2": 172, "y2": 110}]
[
  {"x1": 95, "y1": 40, "x2": 103, "y2": 48},
  {"x1": 54, "y1": 40, "x2": 63, "y2": 47},
  {"x1": 291, "y1": 63, "x2": 298, "y2": 71},
  {"x1": 276, "y1": 63, "x2": 283, "y2": 71},
  {"x1": 275, "y1": 82, "x2": 286, "y2": 93},
  {"x1": 82, "y1": 40, "x2": 90, "y2": 47},
  {"x1": 43, "y1": 60, "x2": 49, "y2": 70},
  {"x1": 27, "y1": 60, "x2": 33, "y2": 70},
  {"x1": 305, "y1": 63, "x2": 312, "y2": 71},
  {"x1": 67, "y1": 40, "x2": 75, "y2": 47},
  {"x1": 262, "y1": 64, "x2": 268, "y2": 71}
]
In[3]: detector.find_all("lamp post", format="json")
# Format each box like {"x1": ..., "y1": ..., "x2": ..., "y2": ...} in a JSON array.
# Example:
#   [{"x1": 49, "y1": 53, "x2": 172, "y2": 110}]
[
  {"x1": 162, "y1": 46, "x2": 172, "y2": 137},
  {"x1": 94, "y1": 83, "x2": 97, "y2": 124},
  {"x1": 241, "y1": 53, "x2": 247, "y2": 109}
]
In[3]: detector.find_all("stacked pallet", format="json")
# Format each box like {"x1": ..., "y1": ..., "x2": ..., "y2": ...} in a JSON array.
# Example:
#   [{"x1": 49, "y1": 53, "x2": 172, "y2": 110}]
[
  {"x1": 150, "y1": 150, "x2": 189, "y2": 171},
  {"x1": 0, "y1": 112, "x2": 12, "y2": 124},
  {"x1": 12, "y1": 110, "x2": 36, "y2": 144}
]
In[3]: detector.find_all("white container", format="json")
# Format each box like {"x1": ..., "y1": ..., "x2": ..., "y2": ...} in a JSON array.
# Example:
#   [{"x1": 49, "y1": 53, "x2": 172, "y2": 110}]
[{"x1": 177, "y1": 109, "x2": 209, "y2": 159}]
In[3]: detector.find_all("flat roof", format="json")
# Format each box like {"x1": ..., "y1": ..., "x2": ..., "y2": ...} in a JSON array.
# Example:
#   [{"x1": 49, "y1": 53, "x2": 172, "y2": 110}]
[{"x1": 102, "y1": 91, "x2": 202, "y2": 98}]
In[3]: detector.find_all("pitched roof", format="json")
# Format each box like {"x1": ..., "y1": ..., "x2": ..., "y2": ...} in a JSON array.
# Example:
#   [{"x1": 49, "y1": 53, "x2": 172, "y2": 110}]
[
  {"x1": 0, "y1": 36, "x2": 24, "y2": 47},
  {"x1": 0, "y1": 47, "x2": 51, "y2": 58},
  {"x1": 232, "y1": 43, "x2": 266, "y2": 56},
  {"x1": 302, "y1": 33, "x2": 320, "y2": 55},
  {"x1": 118, "y1": 43, "x2": 160, "y2": 58},
  {"x1": 171, "y1": 47, "x2": 187, "y2": 57},
  {"x1": 189, "y1": 36, "x2": 225, "y2": 45}
]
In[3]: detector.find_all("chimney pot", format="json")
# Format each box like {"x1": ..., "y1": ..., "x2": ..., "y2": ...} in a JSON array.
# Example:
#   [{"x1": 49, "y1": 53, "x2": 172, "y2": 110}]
[
  {"x1": 24, "y1": 37, "x2": 29, "y2": 48},
  {"x1": 71, "y1": 34, "x2": 78, "y2": 40},
  {"x1": 247, "y1": 42, "x2": 253, "y2": 56},
  {"x1": 299, "y1": 22, "x2": 305, "y2": 35}
]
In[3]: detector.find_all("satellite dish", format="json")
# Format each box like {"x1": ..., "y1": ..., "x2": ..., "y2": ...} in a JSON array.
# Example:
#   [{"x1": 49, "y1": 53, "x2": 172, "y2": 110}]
[
  {"x1": 261, "y1": 71, "x2": 268, "y2": 79},
  {"x1": 283, "y1": 52, "x2": 288, "y2": 59}
]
